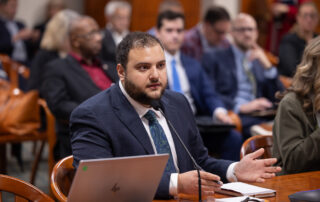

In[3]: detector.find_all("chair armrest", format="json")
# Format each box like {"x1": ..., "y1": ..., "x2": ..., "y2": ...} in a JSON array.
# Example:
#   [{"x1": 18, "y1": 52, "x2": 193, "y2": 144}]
[{"x1": 227, "y1": 110, "x2": 242, "y2": 133}]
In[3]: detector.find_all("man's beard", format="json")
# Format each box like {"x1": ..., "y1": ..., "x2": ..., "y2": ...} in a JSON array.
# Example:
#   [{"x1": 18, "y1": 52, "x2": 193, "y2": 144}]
[{"x1": 124, "y1": 77, "x2": 166, "y2": 106}]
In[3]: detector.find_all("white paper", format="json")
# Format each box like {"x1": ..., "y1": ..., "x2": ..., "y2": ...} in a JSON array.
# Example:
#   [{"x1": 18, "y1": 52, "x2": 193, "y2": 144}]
[
  {"x1": 221, "y1": 182, "x2": 275, "y2": 196},
  {"x1": 216, "y1": 196, "x2": 264, "y2": 202}
]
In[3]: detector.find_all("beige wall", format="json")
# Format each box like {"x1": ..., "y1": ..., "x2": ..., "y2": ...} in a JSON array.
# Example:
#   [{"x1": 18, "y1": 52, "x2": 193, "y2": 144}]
[
  {"x1": 15, "y1": 0, "x2": 84, "y2": 27},
  {"x1": 201, "y1": 0, "x2": 240, "y2": 19},
  {"x1": 16, "y1": 0, "x2": 240, "y2": 28}
]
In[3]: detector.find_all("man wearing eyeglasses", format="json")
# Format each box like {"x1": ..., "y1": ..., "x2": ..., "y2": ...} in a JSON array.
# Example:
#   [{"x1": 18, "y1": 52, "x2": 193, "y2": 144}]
[
  {"x1": 41, "y1": 16, "x2": 117, "y2": 160},
  {"x1": 202, "y1": 13, "x2": 284, "y2": 139}
]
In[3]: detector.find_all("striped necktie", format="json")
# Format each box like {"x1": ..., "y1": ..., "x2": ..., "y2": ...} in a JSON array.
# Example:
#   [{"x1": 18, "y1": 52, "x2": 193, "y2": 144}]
[{"x1": 243, "y1": 57, "x2": 257, "y2": 97}]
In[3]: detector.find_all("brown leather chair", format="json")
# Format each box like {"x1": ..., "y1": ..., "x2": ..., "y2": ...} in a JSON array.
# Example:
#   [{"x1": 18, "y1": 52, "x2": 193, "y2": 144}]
[
  {"x1": 240, "y1": 134, "x2": 273, "y2": 159},
  {"x1": 0, "y1": 54, "x2": 57, "y2": 185},
  {"x1": 51, "y1": 155, "x2": 75, "y2": 202},
  {"x1": 0, "y1": 98, "x2": 56, "y2": 185},
  {"x1": 0, "y1": 174, "x2": 54, "y2": 202}
]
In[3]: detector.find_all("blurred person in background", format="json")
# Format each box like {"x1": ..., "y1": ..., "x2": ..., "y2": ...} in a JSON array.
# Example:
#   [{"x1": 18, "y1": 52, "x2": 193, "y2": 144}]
[
  {"x1": 147, "y1": 0, "x2": 184, "y2": 36},
  {"x1": 181, "y1": 6, "x2": 231, "y2": 61},
  {"x1": 41, "y1": 16, "x2": 117, "y2": 160},
  {"x1": 33, "y1": 0, "x2": 66, "y2": 49},
  {"x1": 273, "y1": 36, "x2": 320, "y2": 175},
  {"x1": 202, "y1": 13, "x2": 284, "y2": 139},
  {"x1": 28, "y1": 9, "x2": 80, "y2": 94},
  {"x1": 278, "y1": 1, "x2": 318, "y2": 77},
  {"x1": 0, "y1": 0, "x2": 38, "y2": 66},
  {"x1": 155, "y1": 10, "x2": 242, "y2": 160},
  {"x1": 100, "y1": 0, "x2": 131, "y2": 73}
]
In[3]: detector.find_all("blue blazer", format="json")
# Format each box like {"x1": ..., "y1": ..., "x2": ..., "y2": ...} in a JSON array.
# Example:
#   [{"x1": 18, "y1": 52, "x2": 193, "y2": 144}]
[
  {"x1": 201, "y1": 46, "x2": 283, "y2": 110},
  {"x1": 177, "y1": 53, "x2": 225, "y2": 116},
  {"x1": 70, "y1": 83, "x2": 233, "y2": 199}
]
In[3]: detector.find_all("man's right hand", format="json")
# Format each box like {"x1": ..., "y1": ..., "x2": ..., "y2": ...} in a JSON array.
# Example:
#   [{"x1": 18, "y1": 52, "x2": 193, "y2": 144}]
[
  {"x1": 178, "y1": 170, "x2": 222, "y2": 196},
  {"x1": 239, "y1": 98, "x2": 273, "y2": 114}
]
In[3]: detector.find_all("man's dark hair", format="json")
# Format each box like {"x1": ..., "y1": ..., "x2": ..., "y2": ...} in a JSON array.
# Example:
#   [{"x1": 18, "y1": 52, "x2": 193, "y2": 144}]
[
  {"x1": 0, "y1": 0, "x2": 9, "y2": 5},
  {"x1": 156, "y1": 10, "x2": 185, "y2": 30},
  {"x1": 204, "y1": 6, "x2": 230, "y2": 25},
  {"x1": 116, "y1": 32, "x2": 164, "y2": 69}
]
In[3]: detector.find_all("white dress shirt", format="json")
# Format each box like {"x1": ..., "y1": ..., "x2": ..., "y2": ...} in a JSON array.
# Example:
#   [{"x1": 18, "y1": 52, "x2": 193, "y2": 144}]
[
  {"x1": 119, "y1": 81, "x2": 238, "y2": 196},
  {"x1": 107, "y1": 23, "x2": 129, "y2": 46},
  {"x1": 165, "y1": 51, "x2": 196, "y2": 114}
]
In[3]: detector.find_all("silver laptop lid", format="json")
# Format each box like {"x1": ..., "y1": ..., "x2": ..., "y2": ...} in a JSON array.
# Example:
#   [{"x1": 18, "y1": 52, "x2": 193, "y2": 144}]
[{"x1": 68, "y1": 154, "x2": 169, "y2": 202}]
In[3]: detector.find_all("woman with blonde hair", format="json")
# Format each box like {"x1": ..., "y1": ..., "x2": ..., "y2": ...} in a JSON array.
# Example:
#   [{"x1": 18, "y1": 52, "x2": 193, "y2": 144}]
[
  {"x1": 28, "y1": 9, "x2": 80, "y2": 92},
  {"x1": 273, "y1": 35, "x2": 320, "y2": 175}
]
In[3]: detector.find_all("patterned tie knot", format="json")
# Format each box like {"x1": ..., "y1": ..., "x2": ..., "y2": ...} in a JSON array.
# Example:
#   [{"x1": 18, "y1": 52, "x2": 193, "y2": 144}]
[{"x1": 144, "y1": 110, "x2": 157, "y2": 124}]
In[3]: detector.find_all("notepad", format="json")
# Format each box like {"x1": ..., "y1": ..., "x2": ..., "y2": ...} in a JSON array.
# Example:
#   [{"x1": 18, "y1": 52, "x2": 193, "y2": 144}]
[
  {"x1": 216, "y1": 196, "x2": 265, "y2": 202},
  {"x1": 216, "y1": 182, "x2": 276, "y2": 198}
]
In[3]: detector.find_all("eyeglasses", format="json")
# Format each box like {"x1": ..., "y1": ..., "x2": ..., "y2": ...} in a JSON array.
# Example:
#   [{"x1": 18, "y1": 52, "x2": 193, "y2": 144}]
[
  {"x1": 299, "y1": 13, "x2": 319, "y2": 19},
  {"x1": 233, "y1": 27, "x2": 256, "y2": 33},
  {"x1": 77, "y1": 30, "x2": 101, "y2": 39}
]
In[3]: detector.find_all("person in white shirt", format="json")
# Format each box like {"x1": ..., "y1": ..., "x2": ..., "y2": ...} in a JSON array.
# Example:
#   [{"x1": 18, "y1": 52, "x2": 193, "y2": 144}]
[{"x1": 155, "y1": 10, "x2": 242, "y2": 160}]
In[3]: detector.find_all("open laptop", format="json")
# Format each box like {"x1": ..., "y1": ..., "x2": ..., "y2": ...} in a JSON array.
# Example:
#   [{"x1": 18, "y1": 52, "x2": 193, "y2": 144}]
[{"x1": 68, "y1": 154, "x2": 169, "y2": 202}]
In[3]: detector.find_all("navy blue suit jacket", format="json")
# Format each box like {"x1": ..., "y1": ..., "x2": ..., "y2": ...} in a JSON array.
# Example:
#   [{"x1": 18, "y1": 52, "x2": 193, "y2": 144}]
[
  {"x1": 177, "y1": 53, "x2": 225, "y2": 116},
  {"x1": 201, "y1": 46, "x2": 283, "y2": 110},
  {"x1": 70, "y1": 83, "x2": 233, "y2": 199}
]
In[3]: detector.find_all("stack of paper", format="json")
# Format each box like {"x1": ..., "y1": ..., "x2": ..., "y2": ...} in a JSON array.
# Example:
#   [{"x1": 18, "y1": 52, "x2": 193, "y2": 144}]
[{"x1": 216, "y1": 182, "x2": 276, "y2": 198}]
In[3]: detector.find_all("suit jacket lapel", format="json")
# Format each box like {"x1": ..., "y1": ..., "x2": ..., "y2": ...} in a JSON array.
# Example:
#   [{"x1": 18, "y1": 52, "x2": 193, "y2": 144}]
[
  {"x1": 160, "y1": 94, "x2": 187, "y2": 171},
  {"x1": 66, "y1": 55, "x2": 101, "y2": 90},
  {"x1": 110, "y1": 84, "x2": 154, "y2": 154},
  {"x1": 226, "y1": 47, "x2": 237, "y2": 83}
]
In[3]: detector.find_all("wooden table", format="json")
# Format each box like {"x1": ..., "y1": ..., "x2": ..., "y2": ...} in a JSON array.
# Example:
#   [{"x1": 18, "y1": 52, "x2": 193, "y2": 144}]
[{"x1": 153, "y1": 171, "x2": 320, "y2": 202}]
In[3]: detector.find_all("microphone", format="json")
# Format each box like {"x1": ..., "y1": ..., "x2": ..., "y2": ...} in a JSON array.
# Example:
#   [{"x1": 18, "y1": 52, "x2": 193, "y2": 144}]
[{"x1": 150, "y1": 100, "x2": 203, "y2": 201}]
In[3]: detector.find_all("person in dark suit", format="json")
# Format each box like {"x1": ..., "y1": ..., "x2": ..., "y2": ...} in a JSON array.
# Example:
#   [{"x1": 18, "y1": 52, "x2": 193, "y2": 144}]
[
  {"x1": 28, "y1": 9, "x2": 80, "y2": 93},
  {"x1": 155, "y1": 11, "x2": 242, "y2": 161},
  {"x1": 41, "y1": 16, "x2": 117, "y2": 160},
  {"x1": 202, "y1": 13, "x2": 284, "y2": 138},
  {"x1": 181, "y1": 6, "x2": 231, "y2": 61},
  {"x1": 278, "y1": 2, "x2": 319, "y2": 77},
  {"x1": 70, "y1": 32, "x2": 281, "y2": 199},
  {"x1": 99, "y1": 1, "x2": 131, "y2": 72},
  {"x1": 0, "y1": 0, "x2": 38, "y2": 65}
]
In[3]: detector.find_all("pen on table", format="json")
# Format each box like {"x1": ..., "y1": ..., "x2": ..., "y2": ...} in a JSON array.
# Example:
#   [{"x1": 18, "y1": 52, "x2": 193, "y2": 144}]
[{"x1": 213, "y1": 180, "x2": 223, "y2": 185}]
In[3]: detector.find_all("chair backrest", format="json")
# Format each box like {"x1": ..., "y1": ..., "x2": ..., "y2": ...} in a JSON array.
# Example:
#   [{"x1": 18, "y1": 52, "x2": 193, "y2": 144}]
[
  {"x1": 38, "y1": 99, "x2": 56, "y2": 181},
  {"x1": 279, "y1": 75, "x2": 293, "y2": 89},
  {"x1": 0, "y1": 54, "x2": 29, "y2": 88},
  {"x1": 240, "y1": 135, "x2": 273, "y2": 159},
  {"x1": 0, "y1": 174, "x2": 54, "y2": 202},
  {"x1": 51, "y1": 155, "x2": 75, "y2": 202}
]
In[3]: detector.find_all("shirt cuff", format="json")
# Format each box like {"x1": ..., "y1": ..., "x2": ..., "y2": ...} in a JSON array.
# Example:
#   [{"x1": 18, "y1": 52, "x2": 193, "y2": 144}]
[
  {"x1": 213, "y1": 107, "x2": 228, "y2": 122},
  {"x1": 264, "y1": 66, "x2": 277, "y2": 79},
  {"x1": 169, "y1": 173, "x2": 179, "y2": 196},
  {"x1": 226, "y1": 162, "x2": 238, "y2": 182}
]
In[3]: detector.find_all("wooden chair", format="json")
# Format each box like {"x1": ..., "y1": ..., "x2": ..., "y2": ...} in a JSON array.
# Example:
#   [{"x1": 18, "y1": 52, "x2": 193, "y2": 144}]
[
  {"x1": 228, "y1": 110, "x2": 242, "y2": 133},
  {"x1": 279, "y1": 75, "x2": 293, "y2": 89},
  {"x1": 0, "y1": 98, "x2": 56, "y2": 185},
  {"x1": 0, "y1": 174, "x2": 54, "y2": 202},
  {"x1": 240, "y1": 134, "x2": 273, "y2": 159},
  {"x1": 0, "y1": 54, "x2": 29, "y2": 88},
  {"x1": 0, "y1": 54, "x2": 57, "y2": 185},
  {"x1": 51, "y1": 155, "x2": 75, "y2": 202}
]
